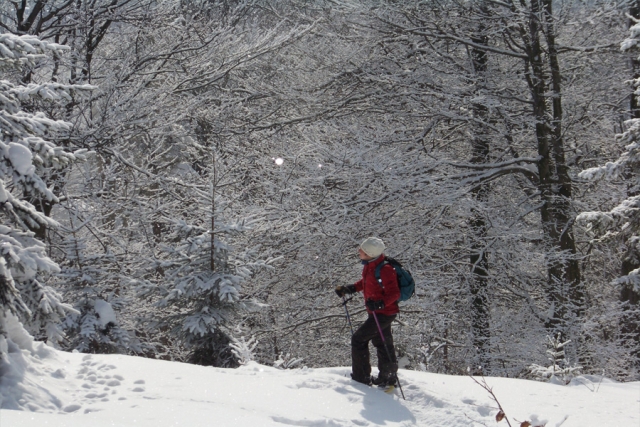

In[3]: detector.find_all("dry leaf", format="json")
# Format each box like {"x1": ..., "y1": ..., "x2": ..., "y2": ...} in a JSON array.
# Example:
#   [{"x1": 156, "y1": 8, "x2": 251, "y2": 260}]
[
  {"x1": 496, "y1": 411, "x2": 505, "y2": 422},
  {"x1": 520, "y1": 422, "x2": 531, "y2": 427}
]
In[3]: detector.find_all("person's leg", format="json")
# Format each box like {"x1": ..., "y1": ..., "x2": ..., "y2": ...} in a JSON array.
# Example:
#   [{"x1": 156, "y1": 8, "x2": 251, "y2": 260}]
[
  {"x1": 371, "y1": 314, "x2": 398, "y2": 384},
  {"x1": 351, "y1": 315, "x2": 379, "y2": 384}
]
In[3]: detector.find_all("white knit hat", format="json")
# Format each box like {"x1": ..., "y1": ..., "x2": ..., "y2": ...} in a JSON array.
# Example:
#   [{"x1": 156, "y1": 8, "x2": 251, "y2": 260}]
[{"x1": 360, "y1": 237, "x2": 385, "y2": 258}]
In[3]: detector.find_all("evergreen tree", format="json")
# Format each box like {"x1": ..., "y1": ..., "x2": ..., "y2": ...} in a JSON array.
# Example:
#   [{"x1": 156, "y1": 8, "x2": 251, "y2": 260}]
[
  {"x1": 0, "y1": 33, "x2": 92, "y2": 348},
  {"x1": 137, "y1": 192, "x2": 274, "y2": 367},
  {"x1": 578, "y1": 19, "x2": 640, "y2": 378}
]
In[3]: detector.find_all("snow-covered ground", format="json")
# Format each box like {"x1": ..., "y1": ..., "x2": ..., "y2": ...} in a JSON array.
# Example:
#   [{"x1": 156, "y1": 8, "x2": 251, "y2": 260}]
[{"x1": 1, "y1": 335, "x2": 638, "y2": 427}]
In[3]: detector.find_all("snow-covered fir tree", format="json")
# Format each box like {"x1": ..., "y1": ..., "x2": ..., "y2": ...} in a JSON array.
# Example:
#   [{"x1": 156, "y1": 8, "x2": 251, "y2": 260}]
[
  {"x1": 0, "y1": 33, "x2": 92, "y2": 350},
  {"x1": 577, "y1": 19, "x2": 640, "y2": 378},
  {"x1": 136, "y1": 190, "x2": 275, "y2": 367}
]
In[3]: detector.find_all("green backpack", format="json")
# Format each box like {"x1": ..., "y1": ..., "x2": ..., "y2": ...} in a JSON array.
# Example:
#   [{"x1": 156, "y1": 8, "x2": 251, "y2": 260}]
[{"x1": 374, "y1": 257, "x2": 416, "y2": 302}]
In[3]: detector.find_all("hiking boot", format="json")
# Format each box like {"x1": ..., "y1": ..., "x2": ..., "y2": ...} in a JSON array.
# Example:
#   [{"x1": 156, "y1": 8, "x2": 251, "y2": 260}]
[
  {"x1": 350, "y1": 373, "x2": 371, "y2": 386},
  {"x1": 372, "y1": 373, "x2": 397, "y2": 388}
]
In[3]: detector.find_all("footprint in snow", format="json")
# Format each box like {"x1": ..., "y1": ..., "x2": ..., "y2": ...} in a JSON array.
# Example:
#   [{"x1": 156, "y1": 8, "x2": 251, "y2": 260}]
[
  {"x1": 85, "y1": 392, "x2": 108, "y2": 399},
  {"x1": 62, "y1": 404, "x2": 82, "y2": 413},
  {"x1": 131, "y1": 380, "x2": 146, "y2": 392},
  {"x1": 51, "y1": 368, "x2": 66, "y2": 379},
  {"x1": 98, "y1": 364, "x2": 116, "y2": 371}
]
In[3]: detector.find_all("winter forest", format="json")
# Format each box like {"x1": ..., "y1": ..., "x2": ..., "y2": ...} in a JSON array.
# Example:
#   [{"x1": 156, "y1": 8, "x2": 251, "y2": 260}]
[{"x1": 0, "y1": 0, "x2": 639, "y2": 388}]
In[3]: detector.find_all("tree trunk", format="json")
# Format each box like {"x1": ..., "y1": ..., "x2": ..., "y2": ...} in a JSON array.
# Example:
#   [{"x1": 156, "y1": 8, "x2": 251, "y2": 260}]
[
  {"x1": 469, "y1": 12, "x2": 491, "y2": 372},
  {"x1": 528, "y1": 0, "x2": 584, "y2": 337},
  {"x1": 631, "y1": 0, "x2": 640, "y2": 119}
]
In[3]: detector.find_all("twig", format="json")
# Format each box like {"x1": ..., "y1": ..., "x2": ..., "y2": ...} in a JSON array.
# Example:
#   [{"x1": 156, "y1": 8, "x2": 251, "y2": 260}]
[
  {"x1": 470, "y1": 374, "x2": 549, "y2": 427},
  {"x1": 468, "y1": 374, "x2": 513, "y2": 427},
  {"x1": 464, "y1": 412, "x2": 491, "y2": 427}
]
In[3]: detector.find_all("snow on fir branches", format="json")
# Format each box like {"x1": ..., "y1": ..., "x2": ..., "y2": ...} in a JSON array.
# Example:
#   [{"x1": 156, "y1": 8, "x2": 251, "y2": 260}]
[
  {"x1": 579, "y1": 16, "x2": 640, "y2": 232},
  {"x1": 0, "y1": 33, "x2": 93, "y2": 347}
]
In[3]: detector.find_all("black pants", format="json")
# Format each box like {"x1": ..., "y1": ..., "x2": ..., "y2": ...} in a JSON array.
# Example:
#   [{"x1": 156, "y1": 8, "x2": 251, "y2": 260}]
[{"x1": 351, "y1": 313, "x2": 398, "y2": 382}]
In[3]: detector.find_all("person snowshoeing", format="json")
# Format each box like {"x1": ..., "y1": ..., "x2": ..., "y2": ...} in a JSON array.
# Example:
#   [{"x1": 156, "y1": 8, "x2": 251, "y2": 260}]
[{"x1": 335, "y1": 237, "x2": 400, "y2": 388}]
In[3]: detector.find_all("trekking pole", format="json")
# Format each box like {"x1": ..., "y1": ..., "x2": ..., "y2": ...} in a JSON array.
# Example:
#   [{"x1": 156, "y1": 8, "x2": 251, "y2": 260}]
[
  {"x1": 342, "y1": 295, "x2": 354, "y2": 336},
  {"x1": 372, "y1": 311, "x2": 406, "y2": 400}
]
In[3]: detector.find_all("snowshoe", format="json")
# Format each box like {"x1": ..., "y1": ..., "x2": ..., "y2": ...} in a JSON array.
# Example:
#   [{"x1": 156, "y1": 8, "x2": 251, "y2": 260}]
[{"x1": 373, "y1": 373, "x2": 398, "y2": 394}]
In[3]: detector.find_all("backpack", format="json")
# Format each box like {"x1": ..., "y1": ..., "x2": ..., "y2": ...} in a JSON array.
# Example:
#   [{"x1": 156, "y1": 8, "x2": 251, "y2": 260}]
[{"x1": 374, "y1": 257, "x2": 415, "y2": 302}]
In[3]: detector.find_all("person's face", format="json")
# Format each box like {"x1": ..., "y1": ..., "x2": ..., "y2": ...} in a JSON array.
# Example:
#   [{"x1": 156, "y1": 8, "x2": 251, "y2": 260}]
[{"x1": 358, "y1": 248, "x2": 374, "y2": 261}]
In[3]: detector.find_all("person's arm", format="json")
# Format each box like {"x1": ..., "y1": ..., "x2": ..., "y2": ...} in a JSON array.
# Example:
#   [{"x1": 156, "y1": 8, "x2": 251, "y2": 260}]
[{"x1": 354, "y1": 278, "x2": 364, "y2": 292}]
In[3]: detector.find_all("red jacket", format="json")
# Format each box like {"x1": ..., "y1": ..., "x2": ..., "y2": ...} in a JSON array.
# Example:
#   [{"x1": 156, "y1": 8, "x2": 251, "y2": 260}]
[{"x1": 354, "y1": 255, "x2": 400, "y2": 316}]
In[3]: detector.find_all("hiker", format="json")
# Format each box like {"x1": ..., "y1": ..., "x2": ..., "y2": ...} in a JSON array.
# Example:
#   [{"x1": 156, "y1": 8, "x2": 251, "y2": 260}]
[{"x1": 335, "y1": 237, "x2": 400, "y2": 387}]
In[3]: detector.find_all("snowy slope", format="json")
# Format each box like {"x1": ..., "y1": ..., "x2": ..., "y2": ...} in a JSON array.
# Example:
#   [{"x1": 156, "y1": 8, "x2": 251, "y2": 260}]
[{"x1": 0, "y1": 339, "x2": 638, "y2": 426}]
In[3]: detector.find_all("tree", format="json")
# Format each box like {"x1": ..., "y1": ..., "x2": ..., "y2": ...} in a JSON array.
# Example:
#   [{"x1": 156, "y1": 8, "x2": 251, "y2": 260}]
[
  {"x1": 0, "y1": 1, "x2": 161, "y2": 355},
  {"x1": 468, "y1": 1, "x2": 492, "y2": 371},
  {"x1": 137, "y1": 192, "x2": 275, "y2": 367},
  {"x1": 577, "y1": 17, "x2": 640, "y2": 378},
  {"x1": 0, "y1": 33, "x2": 91, "y2": 348}
]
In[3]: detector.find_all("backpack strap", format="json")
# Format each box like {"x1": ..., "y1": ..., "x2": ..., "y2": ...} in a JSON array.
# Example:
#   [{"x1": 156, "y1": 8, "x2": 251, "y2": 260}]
[{"x1": 374, "y1": 259, "x2": 390, "y2": 288}]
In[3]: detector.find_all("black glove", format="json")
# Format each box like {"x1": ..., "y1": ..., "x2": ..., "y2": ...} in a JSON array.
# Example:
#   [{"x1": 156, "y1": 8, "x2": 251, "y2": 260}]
[
  {"x1": 335, "y1": 285, "x2": 356, "y2": 297},
  {"x1": 366, "y1": 299, "x2": 385, "y2": 311}
]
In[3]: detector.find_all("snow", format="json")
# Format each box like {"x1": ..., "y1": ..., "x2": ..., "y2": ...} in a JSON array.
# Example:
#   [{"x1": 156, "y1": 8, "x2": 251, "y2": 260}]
[
  {"x1": 622, "y1": 22, "x2": 640, "y2": 51},
  {"x1": 0, "y1": 332, "x2": 638, "y2": 427},
  {"x1": 6, "y1": 142, "x2": 34, "y2": 175},
  {"x1": 93, "y1": 299, "x2": 117, "y2": 328}
]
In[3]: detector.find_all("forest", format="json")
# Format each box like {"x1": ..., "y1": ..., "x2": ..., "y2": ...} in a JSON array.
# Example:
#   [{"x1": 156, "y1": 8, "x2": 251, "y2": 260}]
[{"x1": 0, "y1": 0, "x2": 638, "y2": 383}]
